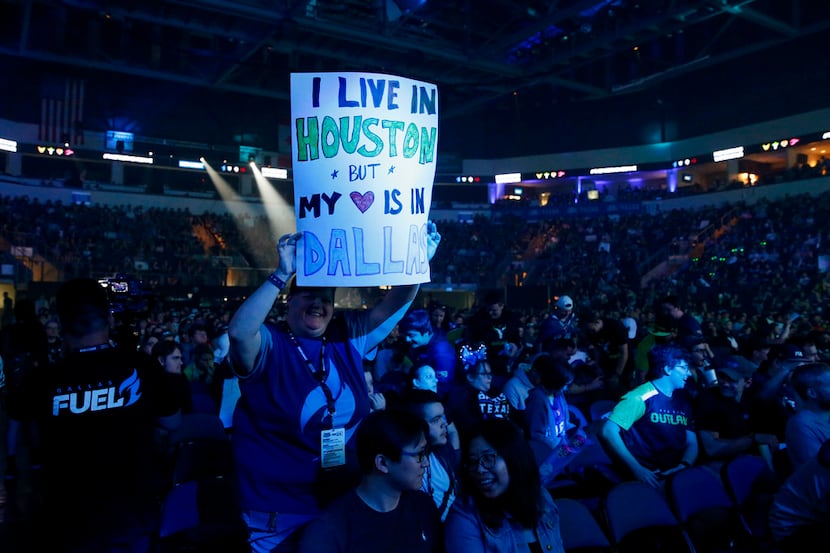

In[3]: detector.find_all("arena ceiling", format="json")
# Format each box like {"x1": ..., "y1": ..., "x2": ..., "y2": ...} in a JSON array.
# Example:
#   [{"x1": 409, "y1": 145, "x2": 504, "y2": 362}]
[{"x1": 1, "y1": 0, "x2": 830, "y2": 160}]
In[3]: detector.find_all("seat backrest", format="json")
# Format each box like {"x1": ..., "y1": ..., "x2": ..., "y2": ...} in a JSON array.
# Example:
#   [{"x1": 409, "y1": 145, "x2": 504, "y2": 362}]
[
  {"x1": 604, "y1": 481, "x2": 693, "y2": 553},
  {"x1": 667, "y1": 466, "x2": 734, "y2": 524},
  {"x1": 722, "y1": 454, "x2": 779, "y2": 508},
  {"x1": 722, "y1": 454, "x2": 780, "y2": 544},
  {"x1": 668, "y1": 466, "x2": 744, "y2": 553},
  {"x1": 556, "y1": 498, "x2": 612, "y2": 551},
  {"x1": 604, "y1": 481, "x2": 680, "y2": 542}
]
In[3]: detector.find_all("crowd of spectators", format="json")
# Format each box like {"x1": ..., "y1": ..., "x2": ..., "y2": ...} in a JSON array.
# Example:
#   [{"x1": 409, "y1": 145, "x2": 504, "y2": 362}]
[
  {"x1": 2, "y1": 163, "x2": 829, "y2": 301},
  {"x1": 0, "y1": 196, "x2": 239, "y2": 287},
  {"x1": 1, "y1": 169, "x2": 830, "y2": 549}
]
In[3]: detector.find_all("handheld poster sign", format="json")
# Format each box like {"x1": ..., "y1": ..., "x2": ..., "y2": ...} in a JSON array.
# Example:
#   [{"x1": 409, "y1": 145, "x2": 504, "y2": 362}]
[{"x1": 290, "y1": 72, "x2": 438, "y2": 287}]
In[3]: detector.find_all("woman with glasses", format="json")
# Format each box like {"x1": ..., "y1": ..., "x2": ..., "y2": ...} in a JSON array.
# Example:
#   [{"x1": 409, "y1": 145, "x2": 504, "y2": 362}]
[
  {"x1": 445, "y1": 418, "x2": 565, "y2": 552},
  {"x1": 445, "y1": 343, "x2": 511, "y2": 440}
]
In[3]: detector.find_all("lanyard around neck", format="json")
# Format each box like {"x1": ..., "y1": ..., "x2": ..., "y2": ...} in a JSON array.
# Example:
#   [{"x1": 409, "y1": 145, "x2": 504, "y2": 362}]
[{"x1": 284, "y1": 324, "x2": 336, "y2": 423}]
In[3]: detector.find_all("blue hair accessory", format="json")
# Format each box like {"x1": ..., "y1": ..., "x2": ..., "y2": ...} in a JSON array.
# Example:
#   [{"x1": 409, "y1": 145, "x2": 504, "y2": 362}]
[{"x1": 459, "y1": 343, "x2": 488, "y2": 371}]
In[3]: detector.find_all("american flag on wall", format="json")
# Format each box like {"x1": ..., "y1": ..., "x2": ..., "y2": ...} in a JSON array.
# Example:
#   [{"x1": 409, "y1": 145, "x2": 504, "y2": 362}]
[{"x1": 39, "y1": 78, "x2": 86, "y2": 145}]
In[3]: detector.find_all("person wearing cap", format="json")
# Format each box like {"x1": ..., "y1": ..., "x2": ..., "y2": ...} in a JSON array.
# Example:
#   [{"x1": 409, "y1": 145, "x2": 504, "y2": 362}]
[
  {"x1": 784, "y1": 362, "x2": 830, "y2": 470},
  {"x1": 693, "y1": 354, "x2": 779, "y2": 469},
  {"x1": 227, "y1": 223, "x2": 441, "y2": 552},
  {"x1": 536, "y1": 294, "x2": 579, "y2": 353}
]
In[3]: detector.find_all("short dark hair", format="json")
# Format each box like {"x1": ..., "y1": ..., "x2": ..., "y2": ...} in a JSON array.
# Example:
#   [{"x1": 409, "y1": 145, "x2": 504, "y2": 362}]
[
  {"x1": 396, "y1": 388, "x2": 444, "y2": 419},
  {"x1": 679, "y1": 335, "x2": 706, "y2": 350},
  {"x1": 790, "y1": 362, "x2": 830, "y2": 401},
  {"x1": 152, "y1": 339, "x2": 181, "y2": 359},
  {"x1": 356, "y1": 409, "x2": 427, "y2": 475},
  {"x1": 531, "y1": 353, "x2": 573, "y2": 392},
  {"x1": 399, "y1": 309, "x2": 433, "y2": 335},
  {"x1": 647, "y1": 344, "x2": 691, "y2": 379},
  {"x1": 188, "y1": 322, "x2": 208, "y2": 338},
  {"x1": 56, "y1": 278, "x2": 110, "y2": 338}
]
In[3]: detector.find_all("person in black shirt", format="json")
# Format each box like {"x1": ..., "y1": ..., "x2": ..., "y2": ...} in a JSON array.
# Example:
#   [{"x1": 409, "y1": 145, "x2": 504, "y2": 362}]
[
  {"x1": 693, "y1": 354, "x2": 778, "y2": 470},
  {"x1": 297, "y1": 409, "x2": 442, "y2": 553},
  {"x1": 658, "y1": 295, "x2": 703, "y2": 340},
  {"x1": 582, "y1": 311, "x2": 630, "y2": 397},
  {"x1": 14, "y1": 278, "x2": 182, "y2": 552},
  {"x1": 464, "y1": 290, "x2": 522, "y2": 390}
]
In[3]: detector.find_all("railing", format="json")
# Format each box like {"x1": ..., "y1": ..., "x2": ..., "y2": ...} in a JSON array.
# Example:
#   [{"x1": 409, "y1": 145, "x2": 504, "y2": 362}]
[{"x1": 638, "y1": 206, "x2": 741, "y2": 288}]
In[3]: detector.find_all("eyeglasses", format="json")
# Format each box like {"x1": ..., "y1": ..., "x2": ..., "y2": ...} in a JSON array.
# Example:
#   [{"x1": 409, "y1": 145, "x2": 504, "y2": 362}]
[
  {"x1": 401, "y1": 448, "x2": 429, "y2": 463},
  {"x1": 476, "y1": 371, "x2": 493, "y2": 378},
  {"x1": 467, "y1": 452, "x2": 498, "y2": 471}
]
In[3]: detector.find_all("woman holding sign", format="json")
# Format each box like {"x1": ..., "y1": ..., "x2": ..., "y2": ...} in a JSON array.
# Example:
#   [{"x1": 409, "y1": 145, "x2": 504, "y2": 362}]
[{"x1": 228, "y1": 222, "x2": 441, "y2": 553}]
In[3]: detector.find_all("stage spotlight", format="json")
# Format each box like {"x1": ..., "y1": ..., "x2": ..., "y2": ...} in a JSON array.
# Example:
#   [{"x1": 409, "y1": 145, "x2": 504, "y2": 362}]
[{"x1": 249, "y1": 162, "x2": 296, "y2": 249}]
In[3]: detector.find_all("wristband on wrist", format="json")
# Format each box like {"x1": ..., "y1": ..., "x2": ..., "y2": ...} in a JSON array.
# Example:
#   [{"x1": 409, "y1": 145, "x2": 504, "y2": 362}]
[{"x1": 268, "y1": 272, "x2": 287, "y2": 289}]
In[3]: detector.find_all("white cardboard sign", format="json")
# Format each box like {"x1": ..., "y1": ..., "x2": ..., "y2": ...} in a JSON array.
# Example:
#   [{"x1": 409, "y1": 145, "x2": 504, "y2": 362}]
[{"x1": 290, "y1": 72, "x2": 438, "y2": 287}]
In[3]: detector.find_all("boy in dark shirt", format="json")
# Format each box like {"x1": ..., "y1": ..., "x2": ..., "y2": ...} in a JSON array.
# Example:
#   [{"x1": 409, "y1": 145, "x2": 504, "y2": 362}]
[{"x1": 297, "y1": 409, "x2": 442, "y2": 553}]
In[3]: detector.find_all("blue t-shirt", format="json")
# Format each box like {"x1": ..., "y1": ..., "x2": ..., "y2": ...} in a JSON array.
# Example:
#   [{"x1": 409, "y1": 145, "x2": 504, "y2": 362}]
[
  {"x1": 232, "y1": 313, "x2": 371, "y2": 515},
  {"x1": 608, "y1": 381, "x2": 694, "y2": 471}
]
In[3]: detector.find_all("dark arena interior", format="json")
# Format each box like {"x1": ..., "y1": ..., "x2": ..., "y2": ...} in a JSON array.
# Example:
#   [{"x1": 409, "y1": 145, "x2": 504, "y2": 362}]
[{"x1": 1, "y1": 1, "x2": 830, "y2": 552}]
